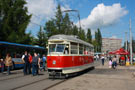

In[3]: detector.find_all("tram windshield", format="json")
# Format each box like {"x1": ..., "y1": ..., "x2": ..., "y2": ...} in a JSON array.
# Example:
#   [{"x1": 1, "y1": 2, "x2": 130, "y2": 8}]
[{"x1": 49, "y1": 44, "x2": 65, "y2": 53}]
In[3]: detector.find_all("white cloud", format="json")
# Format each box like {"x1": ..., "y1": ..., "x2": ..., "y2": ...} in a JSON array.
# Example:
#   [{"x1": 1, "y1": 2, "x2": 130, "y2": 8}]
[
  {"x1": 61, "y1": 4, "x2": 71, "y2": 11},
  {"x1": 26, "y1": 0, "x2": 56, "y2": 25},
  {"x1": 26, "y1": 0, "x2": 71, "y2": 35},
  {"x1": 79, "y1": 3, "x2": 128, "y2": 30},
  {"x1": 26, "y1": 0, "x2": 71, "y2": 25}
]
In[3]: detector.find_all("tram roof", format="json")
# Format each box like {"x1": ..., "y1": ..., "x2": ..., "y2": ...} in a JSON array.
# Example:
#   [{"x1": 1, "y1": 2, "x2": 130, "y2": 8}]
[
  {"x1": 0, "y1": 41, "x2": 45, "y2": 50},
  {"x1": 49, "y1": 34, "x2": 93, "y2": 47}
]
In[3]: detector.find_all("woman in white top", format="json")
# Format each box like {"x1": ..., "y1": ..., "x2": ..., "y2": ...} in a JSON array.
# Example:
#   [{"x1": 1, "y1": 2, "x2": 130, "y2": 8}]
[{"x1": 112, "y1": 56, "x2": 117, "y2": 69}]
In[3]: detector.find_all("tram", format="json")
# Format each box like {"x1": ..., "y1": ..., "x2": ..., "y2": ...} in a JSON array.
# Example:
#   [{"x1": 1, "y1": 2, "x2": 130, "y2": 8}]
[{"x1": 47, "y1": 35, "x2": 94, "y2": 78}]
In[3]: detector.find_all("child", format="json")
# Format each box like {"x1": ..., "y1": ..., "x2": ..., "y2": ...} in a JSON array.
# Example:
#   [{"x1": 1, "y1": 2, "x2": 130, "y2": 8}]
[
  {"x1": 0, "y1": 59, "x2": 4, "y2": 73},
  {"x1": 109, "y1": 60, "x2": 112, "y2": 68}
]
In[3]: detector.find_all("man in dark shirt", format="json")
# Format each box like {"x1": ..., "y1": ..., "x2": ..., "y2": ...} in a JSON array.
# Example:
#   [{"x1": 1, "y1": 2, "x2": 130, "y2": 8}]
[
  {"x1": 32, "y1": 52, "x2": 40, "y2": 76},
  {"x1": 22, "y1": 51, "x2": 29, "y2": 75}
]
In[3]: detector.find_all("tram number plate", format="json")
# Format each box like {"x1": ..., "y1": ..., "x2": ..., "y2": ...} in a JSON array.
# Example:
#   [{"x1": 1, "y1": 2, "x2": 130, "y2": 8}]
[{"x1": 53, "y1": 60, "x2": 56, "y2": 64}]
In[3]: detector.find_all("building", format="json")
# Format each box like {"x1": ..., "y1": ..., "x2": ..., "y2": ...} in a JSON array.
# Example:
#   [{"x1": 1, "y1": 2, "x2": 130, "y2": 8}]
[{"x1": 102, "y1": 38, "x2": 122, "y2": 53}]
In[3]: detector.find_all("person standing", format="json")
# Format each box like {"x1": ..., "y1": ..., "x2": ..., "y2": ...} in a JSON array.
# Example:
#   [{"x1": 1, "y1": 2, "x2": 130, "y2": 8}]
[
  {"x1": 42, "y1": 54, "x2": 46, "y2": 71},
  {"x1": 96, "y1": 54, "x2": 99, "y2": 61},
  {"x1": 28, "y1": 53, "x2": 32, "y2": 74},
  {"x1": 5, "y1": 54, "x2": 13, "y2": 75},
  {"x1": 32, "y1": 53, "x2": 40, "y2": 76},
  {"x1": 109, "y1": 59, "x2": 112, "y2": 68},
  {"x1": 0, "y1": 59, "x2": 4, "y2": 73},
  {"x1": 101, "y1": 55, "x2": 105, "y2": 66},
  {"x1": 22, "y1": 51, "x2": 29, "y2": 75},
  {"x1": 112, "y1": 56, "x2": 117, "y2": 69}
]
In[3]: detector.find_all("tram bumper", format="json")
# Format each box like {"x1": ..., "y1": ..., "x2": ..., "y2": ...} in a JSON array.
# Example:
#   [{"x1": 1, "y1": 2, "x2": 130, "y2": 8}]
[{"x1": 48, "y1": 68, "x2": 63, "y2": 76}]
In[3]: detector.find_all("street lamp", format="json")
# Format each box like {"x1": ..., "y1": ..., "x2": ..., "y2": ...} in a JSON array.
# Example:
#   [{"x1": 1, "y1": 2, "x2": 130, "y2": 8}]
[{"x1": 62, "y1": 9, "x2": 81, "y2": 30}]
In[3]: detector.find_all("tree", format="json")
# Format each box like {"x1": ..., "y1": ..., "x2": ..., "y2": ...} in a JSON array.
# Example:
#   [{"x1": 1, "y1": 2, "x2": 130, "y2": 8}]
[
  {"x1": 86, "y1": 28, "x2": 92, "y2": 44},
  {"x1": 92, "y1": 39, "x2": 98, "y2": 52},
  {"x1": 97, "y1": 28, "x2": 102, "y2": 52},
  {"x1": 62, "y1": 13, "x2": 72, "y2": 35},
  {"x1": 44, "y1": 4, "x2": 87, "y2": 42},
  {"x1": 78, "y1": 29, "x2": 86, "y2": 41},
  {"x1": 45, "y1": 4, "x2": 63, "y2": 37},
  {"x1": 36, "y1": 26, "x2": 47, "y2": 47},
  {"x1": 55, "y1": 4, "x2": 63, "y2": 33},
  {"x1": 45, "y1": 19, "x2": 57, "y2": 37},
  {"x1": 94, "y1": 31, "x2": 98, "y2": 52},
  {"x1": 0, "y1": 0, "x2": 31, "y2": 44},
  {"x1": 94, "y1": 28, "x2": 102, "y2": 52},
  {"x1": 132, "y1": 39, "x2": 135, "y2": 53},
  {"x1": 72, "y1": 25, "x2": 78, "y2": 35}
]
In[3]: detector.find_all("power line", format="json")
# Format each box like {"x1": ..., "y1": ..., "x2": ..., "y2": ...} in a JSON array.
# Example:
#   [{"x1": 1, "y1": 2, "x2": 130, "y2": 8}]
[
  {"x1": 28, "y1": 12, "x2": 47, "y2": 28},
  {"x1": 30, "y1": 21, "x2": 44, "y2": 28}
]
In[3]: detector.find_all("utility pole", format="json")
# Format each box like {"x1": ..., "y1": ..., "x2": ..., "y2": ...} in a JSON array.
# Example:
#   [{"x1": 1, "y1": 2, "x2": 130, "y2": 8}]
[
  {"x1": 125, "y1": 32, "x2": 127, "y2": 51},
  {"x1": 129, "y1": 18, "x2": 133, "y2": 65}
]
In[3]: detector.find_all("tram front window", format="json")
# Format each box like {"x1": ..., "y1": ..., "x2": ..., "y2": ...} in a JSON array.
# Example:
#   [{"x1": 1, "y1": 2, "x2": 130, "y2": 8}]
[
  {"x1": 56, "y1": 44, "x2": 65, "y2": 52},
  {"x1": 49, "y1": 44, "x2": 65, "y2": 54},
  {"x1": 49, "y1": 44, "x2": 56, "y2": 53}
]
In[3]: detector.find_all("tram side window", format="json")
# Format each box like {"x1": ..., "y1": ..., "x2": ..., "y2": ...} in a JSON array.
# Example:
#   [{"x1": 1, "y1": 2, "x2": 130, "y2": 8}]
[
  {"x1": 89, "y1": 47, "x2": 94, "y2": 55},
  {"x1": 84, "y1": 46, "x2": 89, "y2": 55},
  {"x1": 79, "y1": 44, "x2": 83, "y2": 54},
  {"x1": 91, "y1": 47, "x2": 94, "y2": 55},
  {"x1": 71, "y1": 42, "x2": 78, "y2": 54}
]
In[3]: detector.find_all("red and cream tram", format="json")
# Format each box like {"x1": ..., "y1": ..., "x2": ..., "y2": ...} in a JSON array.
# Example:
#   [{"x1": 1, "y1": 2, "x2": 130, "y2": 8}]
[{"x1": 47, "y1": 35, "x2": 94, "y2": 78}]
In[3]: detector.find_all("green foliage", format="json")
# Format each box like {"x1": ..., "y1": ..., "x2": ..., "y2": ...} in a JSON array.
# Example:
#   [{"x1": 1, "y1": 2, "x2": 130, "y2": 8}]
[
  {"x1": 132, "y1": 39, "x2": 135, "y2": 53},
  {"x1": 45, "y1": 19, "x2": 57, "y2": 37},
  {"x1": 36, "y1": 26, "x2": 47, "y2": 47},
  {"x1": 1, "y1": 1, "x2": 103, "y2": 50},
  {"x1": 86, "y1": 28, "x2": 92, "y2": 44},
  {"x1": 55, "y1": 4, "x2": 63, "y2": 33},
  {"x1": 0, "y1": 0, "x2": 32, "y2": 44},
  {"x1": 72, "y1": 25, "x2": 78, "y2": 35},
  {"x1": 94, "y1": 28, "x2": 102, "y2": 52},
  {"x1": 78, "y1": 29, "x2": 86, "y2": 41},
  {"x1": 44, "y1": 4, "x2": 86, "y2": 40},
  {"x1": 92, "y1": 40, "x2": 98, "y2": 52},
  {"x1": 62, "y1": 13, "x2": 72, "y2": 35}
]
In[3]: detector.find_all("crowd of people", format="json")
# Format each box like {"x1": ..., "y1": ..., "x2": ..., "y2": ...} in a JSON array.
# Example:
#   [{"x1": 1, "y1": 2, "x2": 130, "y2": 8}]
[
  {"x1": 95, "y1": 54, "x2": 128, "y2": 69},
  {"x1": 0, "y1": 51, "x2": 46, "y2": 76}
]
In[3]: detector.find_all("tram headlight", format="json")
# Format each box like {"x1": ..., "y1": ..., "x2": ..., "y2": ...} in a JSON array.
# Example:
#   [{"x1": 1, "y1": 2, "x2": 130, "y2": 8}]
[{"x1": 53, "y1": 60, "x2": 56, "y2": 64}]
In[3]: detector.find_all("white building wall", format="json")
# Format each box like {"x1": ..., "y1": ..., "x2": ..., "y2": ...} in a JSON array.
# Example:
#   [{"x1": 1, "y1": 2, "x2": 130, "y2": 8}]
[{"x1": 102, "y1": 38, "x2": 122, "y2": 53}]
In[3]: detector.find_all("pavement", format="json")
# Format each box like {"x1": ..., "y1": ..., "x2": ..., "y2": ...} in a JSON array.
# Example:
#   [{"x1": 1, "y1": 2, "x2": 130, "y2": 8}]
[
  {"x1": 0, "y1": 60, "x2": 135, "y2": 90},
  {"x1": 0, "y1": 70, "x2": 63, "y2": 90},
  {"x1": 48, "y1": 60, "x2": 135, "y2": 90}
]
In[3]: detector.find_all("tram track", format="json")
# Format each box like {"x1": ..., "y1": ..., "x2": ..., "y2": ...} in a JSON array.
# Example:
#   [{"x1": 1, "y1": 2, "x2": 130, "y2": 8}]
[
  {"x1": 44, "y1": 61, "x2": 101, "y2": 90},
  {"x1": 1, "y1": 61, "x2": 101, "y2": 90},
  {"x1": 11, "y1": 77, "x2": 49, "y2": 90},
  {"x1": 0, "y1": 74, "x2": 24, "y2": 81},
  {"x1": 0, "y1": 61, "x2": 100, "y2": 82},
  {"x1": 0, "y1": 71, "x2": 47, "y2": 82},
  {"x1": 43, "y1": 79, "x2": 67, "y2": 90},
  {"x1": 11, "y1": 77, "x2": 69, "y2": 90},
  {"x1": 0, "y1": 71, "x2": 24, "y2": 81}
]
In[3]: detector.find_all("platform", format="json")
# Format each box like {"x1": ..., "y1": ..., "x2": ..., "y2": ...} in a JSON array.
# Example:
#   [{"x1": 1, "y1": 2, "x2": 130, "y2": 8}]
[{"x1": 48, "y1": 61, "x2": 135, "y2": 90}]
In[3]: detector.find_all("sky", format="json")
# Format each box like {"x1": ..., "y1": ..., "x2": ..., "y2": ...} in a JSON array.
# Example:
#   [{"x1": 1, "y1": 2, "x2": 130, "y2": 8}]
[{"x1": 25, "y1": 0, "x2": 135, "y2": 44}]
